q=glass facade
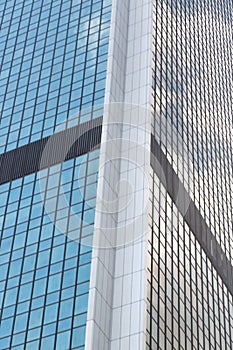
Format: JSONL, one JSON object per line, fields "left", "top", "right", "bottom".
{"left": 0, "top": 0, "right": 111, "bottom": 349}
{"left": 0, "top": 150, "right": 100, "bottom": 349}
{"left": 0, "top": 0, "right": 111, "bottom": 154}
{"left": 147, "top": 172, "right": 233, "bottom": 350}
{"left": 151, "top": 0, "right": 232, "bottom": 260}
{"left": 148, "top": 0, "right": 233, "bottom": 349}
{"left": 1, "top": 0, "right": 232, "bottom": 348}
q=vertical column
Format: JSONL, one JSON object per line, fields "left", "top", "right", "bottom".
{"left": 85, "top": 1, "right": 153, "bottom": 349}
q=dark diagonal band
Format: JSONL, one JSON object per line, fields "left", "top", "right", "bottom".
{"left": 1, "top": 126, "right": 232, "bottom": 294}
{"left": 151, "top": 135, "right": 233, "bottom": 295}
{"left": 0, "top": 117, "right": 103, "bottom": 185}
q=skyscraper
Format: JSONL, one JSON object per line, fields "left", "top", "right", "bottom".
{"left": 0, "top": 1, "right": 232, "bottom": 350}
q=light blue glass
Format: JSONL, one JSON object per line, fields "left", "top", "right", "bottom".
{"left": 0, "top": 151, "right": 98, "bottom": 348}
{"left": 0, "top": 1, "right": 109, "bottom": 349}
{"left": 0, "top": 1, "right": 111, "bottom": 154}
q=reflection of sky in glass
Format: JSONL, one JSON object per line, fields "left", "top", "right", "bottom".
{"left": 149, "top": 2, "right": 233, "bottom": 348}
{"left": 0, "top": 149, "right": 100, "bottom": 349}
{"left": 152, "top": 0, "right": 233, "bottom": 260}
{"left": 0, "top": 0, "right": 112, "bottom": 154}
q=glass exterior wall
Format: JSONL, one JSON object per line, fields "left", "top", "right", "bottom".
{"left": 0, "top": 150, "right": 100, "bottom": 349}
{"left": 0, "top": 0, "right": 111, "bottom": 153}
{"left": 148, "top": 0, "right": 233, "bottom": 349}
{"left": 0, "top": 0, "right": 111, "bottom": 349}
{"left": 1, "top": 0, "right": 233, "bottom": 348}
{"left": 147, "top": 171, "right": 233, "bottom": 350}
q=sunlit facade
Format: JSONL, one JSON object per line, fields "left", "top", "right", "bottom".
{"left": 0, "top": 0, "right": 232, "bottom": 350}
{"left": 147, "top": 1, "right": 233, "bottom": 349}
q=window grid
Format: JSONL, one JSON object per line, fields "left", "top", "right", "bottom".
{"left": 0, "top": 0, "right": 111, "bottom": 154}
{"left": 0, "top": 149, "right": 100, "bottom": 349}
{"left": 149, "top": 0, "right": 233, "bottom": 349}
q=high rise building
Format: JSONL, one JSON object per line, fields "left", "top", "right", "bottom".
{"left": 0, "top": 1, "right": 232, "bottom": 350}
